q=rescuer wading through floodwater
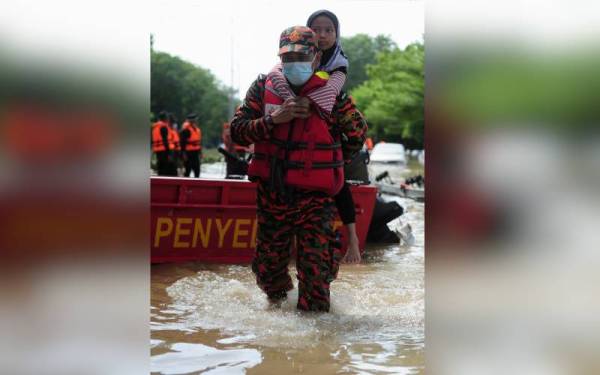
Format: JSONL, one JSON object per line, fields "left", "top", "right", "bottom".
{"left": 151, "top": 7, "right": 424, "bottom": 374}
{"left": 230, "top": 24, "right": 367, "bottom": 312}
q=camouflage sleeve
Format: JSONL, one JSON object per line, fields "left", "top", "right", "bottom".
{"left": 230, "top": 74, "right": 273, "bottom": 146}
{"left": 332, "top": 92, "right": 368, "bottom": 162}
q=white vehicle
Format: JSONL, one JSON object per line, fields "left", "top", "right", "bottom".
{"left": 369, "top": 142, "right": 406, "bottom": 164}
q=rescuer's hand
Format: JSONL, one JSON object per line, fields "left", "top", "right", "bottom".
{"left": 271, "top": 98, "right": 311, "bottom": 124}
{"left": 342, "top": 233, "right": 362, "bottom": 264}
{"left": 271, "top": 98, "right": 296, "bottom": 124}
{"left": 293, "top": 97, "right": 311, "bottom": 119}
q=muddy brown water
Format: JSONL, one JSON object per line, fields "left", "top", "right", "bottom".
{"left": 151, "top": 159, "right": 424, "bottom": 374}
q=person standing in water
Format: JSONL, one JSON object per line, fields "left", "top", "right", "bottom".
{"left": 231, "top": 26, "right": 367, "bottom": 311}
{"left": 267, "top": 9, "right": 362, "bottom": 264}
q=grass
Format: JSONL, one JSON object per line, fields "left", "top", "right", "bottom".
{"left": 202, "top": 148, "right": 224, "bottom": 164}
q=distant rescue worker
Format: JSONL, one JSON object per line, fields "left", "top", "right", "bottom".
{"left": 230, "top": 26, "right": 367, "bottom": 312}
{"left": 180, "top": 113, "right": 202, "bottom": 177}
{"left": 168, "top": 114, "right": 182, "bottom": 175}
{"left": 151, "top": 111, "right": 177, "bottom": 176}
{"left": 365, "top": 137, "right": 374, "bottom": 151}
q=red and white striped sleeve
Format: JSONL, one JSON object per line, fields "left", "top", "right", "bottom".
{"left": 267, "top": 63, "right": 295, "bottom": 100}
{"left": 307, "top": 71, "right": 346, "bottom": 114}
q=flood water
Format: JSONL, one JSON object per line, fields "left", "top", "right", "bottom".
{"left": 151, "top": 158, "right": 424, "bottom": 374}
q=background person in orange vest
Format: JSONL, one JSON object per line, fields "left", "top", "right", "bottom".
{"left": 168, "top": 113, "right": 182, "bottom": 175}
{"left": 179, "top": 113, "right": 202, "bottom": 177}
{"left": 151, "top": 111, "right": 177, "bottom": 176}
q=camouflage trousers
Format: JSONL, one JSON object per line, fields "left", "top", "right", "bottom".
{"left": 253, "top": 181, "right": 342, "bottom": 312}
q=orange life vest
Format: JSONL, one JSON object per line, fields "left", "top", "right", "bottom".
{"left": 182, "top": 121, "right": 202, "bottom": 151}
{"left": 247, "top": 72, "right": 344, "bottom": 196}
{"left": 151, "top": 121, "right": 173, "bottom": 152}
{"left": 169, "top": 126, "right": 180, "bottom": 151}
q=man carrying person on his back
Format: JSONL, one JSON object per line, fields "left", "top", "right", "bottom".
{"left": 230, "top": 26, "right": 367, "bottom": 312}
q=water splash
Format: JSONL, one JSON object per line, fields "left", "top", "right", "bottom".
{"left": 161, "top": 261, "right": 424, "bottom": 350}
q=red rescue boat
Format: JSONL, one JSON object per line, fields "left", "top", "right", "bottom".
{"left": 151, "top": 177, "right": 377, "bottom": 264}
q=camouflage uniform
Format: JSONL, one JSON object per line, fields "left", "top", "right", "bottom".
{"left": 230, "top": 27, "right": 367, "bottom": 312}
{"left": 254, "top": 181, "right": 343, "bottom": 310}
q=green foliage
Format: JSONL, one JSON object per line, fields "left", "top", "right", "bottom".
{"left": 352, "top": 42, "right": 424, "bottom": 148}
{"left": 151, "top": 50, "right": 239, "bottom": 147}
{"left": 440, "top": 51, "right": 600, "bottom": 132}
{"left": 201, "top": 148, "right": 224, "bottom": 164}
{"left": 340, "top": 34, "right": 396, "bottom": 91}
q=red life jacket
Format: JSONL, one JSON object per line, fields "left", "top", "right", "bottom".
{"left": 248, "top": 72, "right": 344, "bottom": 196}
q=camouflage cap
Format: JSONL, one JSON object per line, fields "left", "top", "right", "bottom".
{"left": 278, "top": 26, "right": 318, "bottom": 55}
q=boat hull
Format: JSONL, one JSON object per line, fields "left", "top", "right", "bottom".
{"left": 151, "top": 177, "right": 377, "bottom": 264}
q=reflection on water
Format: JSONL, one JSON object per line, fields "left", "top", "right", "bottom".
{"left": 200, "top": 161, "right": 228, "bottom": 179}
{"left": 151, "top": 160, "right": 424, "bottom": 374}
{"left": 151, "top": 343, "right": 261, "bottom": 375}
{"left": 368, "top": 158, "right": 424, "bottom": 183}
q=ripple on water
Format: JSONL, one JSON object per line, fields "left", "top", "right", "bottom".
{"left": 151, "top": 342, "right": 262, "bottom": 375}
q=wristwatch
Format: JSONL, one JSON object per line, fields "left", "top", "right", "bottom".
{"left": 264, "top": 114, "right": 274, "bottom": 126}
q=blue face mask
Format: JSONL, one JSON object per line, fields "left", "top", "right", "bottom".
{"left": 282, "top": 61, "right": 314, "bottom": 86}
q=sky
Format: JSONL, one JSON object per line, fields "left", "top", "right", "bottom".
{"left": 1, "top": 0, "right": 597, "bottom": 95}
{"left": 151, "top": 0, "right": 424, "bottom": 99}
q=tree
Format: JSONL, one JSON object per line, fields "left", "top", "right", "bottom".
{"left": 352, "top": 42, "right": 424, "bottom": 148}
{"left": 339, "top": 34, "right": 396, "bottom": 91}
{"left": 151, "top": 51, "right": 238, "bottom": 147}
